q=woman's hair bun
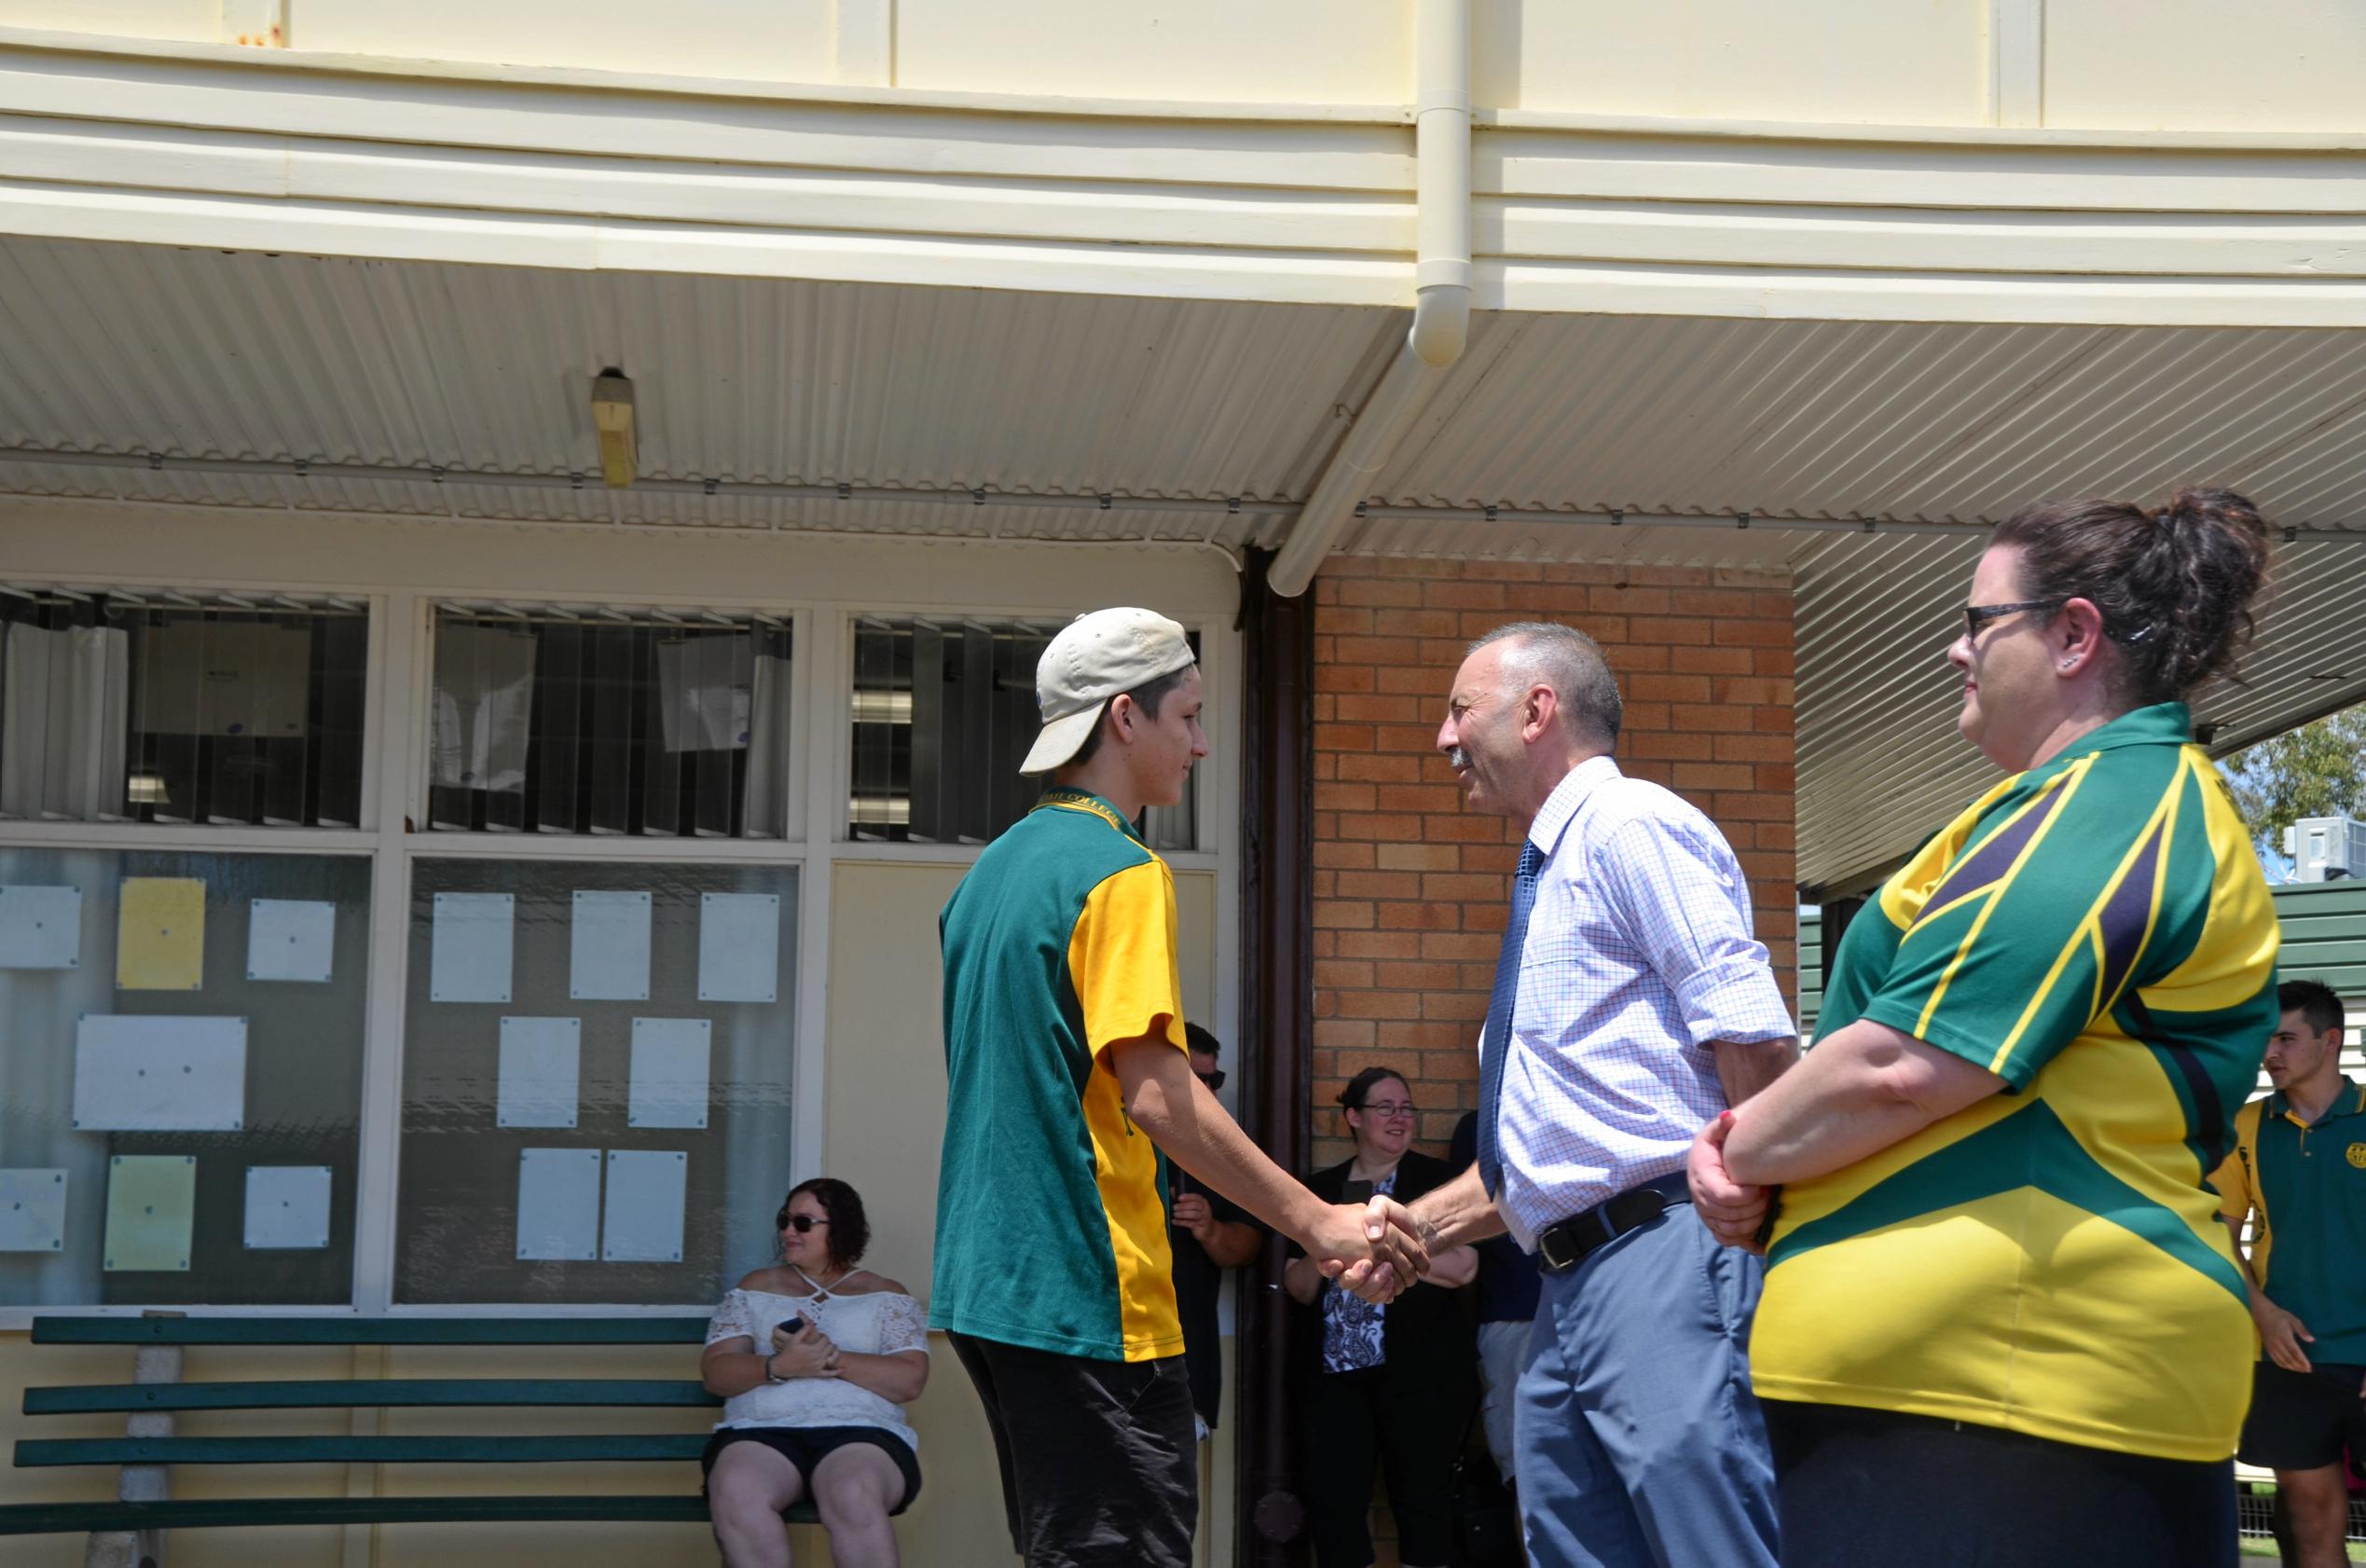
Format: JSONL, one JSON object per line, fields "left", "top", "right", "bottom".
{"left": 1991, "top": 486, "right": 2272, "bottom": 706}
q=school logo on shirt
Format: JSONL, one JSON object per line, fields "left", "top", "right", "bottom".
{"left": 2346, "top": 1143, "right": 2366, "bottom": 1169}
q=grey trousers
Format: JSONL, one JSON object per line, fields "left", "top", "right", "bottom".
{"left": 1513, "top": 1203, "right": 1780, "bottom": 1568}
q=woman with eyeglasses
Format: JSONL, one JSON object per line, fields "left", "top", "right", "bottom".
{"left": 1689, "top": 488, "right": 2280, "bottom": 1568}
{"left": 700, "top": 1177, "right": 929, "bottom": 1568}
{"left": 1286, "top": 1066, "right": 1479, "bottom": 1568}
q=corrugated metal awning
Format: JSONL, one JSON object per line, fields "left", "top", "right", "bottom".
{"left": 0, "top": 234, "right": 2359, "bottom": 893}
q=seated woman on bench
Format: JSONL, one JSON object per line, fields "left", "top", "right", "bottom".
{"left": 701, "top": 1178, "right": 929, "bottom": 1568}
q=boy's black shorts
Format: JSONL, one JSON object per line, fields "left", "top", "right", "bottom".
{"left": 947, "top": 1331, "right": 1196, "bottom": 1568}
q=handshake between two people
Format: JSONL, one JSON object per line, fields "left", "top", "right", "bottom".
{"left": 1309, "top": 1194, "right": 1430, "bottom": 1305}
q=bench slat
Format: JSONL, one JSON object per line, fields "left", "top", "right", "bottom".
{"left": 26, "top": 1380, "right": 722, "bottom": 1415}
{"left": 30, "top": 1316, "right": 711, "bottom": 1347}
{"left": 0, "top": 1495, "right": 817, "bottom": 1535}
{"left": 18, "top": 1435, "right": 709, "bottom": 1466}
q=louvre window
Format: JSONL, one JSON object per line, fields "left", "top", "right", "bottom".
{"left": 428, "top": 605, "right": 793, "bottom": 838}
{"left": 848, "top": 617, "right": 1197, "bottom": 850}
{"left": 0, "top": 588, "right": 366, "bottom": 827}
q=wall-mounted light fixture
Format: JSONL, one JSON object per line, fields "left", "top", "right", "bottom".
{"left": 591, "top": 369, "right": 637, "bottom": 488}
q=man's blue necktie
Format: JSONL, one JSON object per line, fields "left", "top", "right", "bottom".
{"left": 1476, "top": 840, "right": 1545, "bottom": 1199}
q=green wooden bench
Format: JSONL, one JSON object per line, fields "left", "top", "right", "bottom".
{"left": 4, "top": 1314, "right": 818, "bottom": 1547}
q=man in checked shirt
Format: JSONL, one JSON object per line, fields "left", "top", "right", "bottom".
{"left": 1342, "top": 621, "right": 1798, "bottom": 1568}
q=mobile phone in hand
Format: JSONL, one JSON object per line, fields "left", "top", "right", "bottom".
{"left": 778, "top": 1315, "right": 805, "bottom": 1336}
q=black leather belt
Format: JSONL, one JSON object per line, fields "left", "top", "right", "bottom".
{"left": 1534, "top": 1170, "right": 1693, "bottom": 1275}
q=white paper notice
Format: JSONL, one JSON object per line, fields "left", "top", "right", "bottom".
{"left": 497, "top": 1017, "right": 582, "bottom": 1129}
{"left": 247, "top": 899, "right": 336, "bottom": 983}
{"left": 516, "top": 1148, "right": 601, "bottom": 1261}
{"left": 430, "top": 892, "right": 514, "bottom": 1004}
{"left": 73, "top": 1014, "right": 247, "bottom": 1131}
{"left": 571, "top": 890, "right": 652, "bottom": 1001}
{"left": 627, "top": 1018, "right": 711, "bottom": 1129}
{"left": 0, "top": 1169, "right": 67, "bottom": 1251}
{"left": 0, "top": 885, "right": 81, "bottom": 970}
{"left": 243, "top": 1165, "right": 332, "bottom": 1250}
{"left": 602, "top": 1149, "right": 688, "bottom": 1263}
{"left": 697, "top": 892, "right": 778, "bottom": 1003}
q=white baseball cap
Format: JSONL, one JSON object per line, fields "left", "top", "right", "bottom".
{"left": 1020, "top": 608, "right": 1197, "bottom": 777}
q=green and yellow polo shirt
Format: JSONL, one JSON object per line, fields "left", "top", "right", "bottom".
{"left": 1754, "top": 702, "right": 2280, "bottom": 1461}
{"left": 2213, "top": 1080, "right": 2366, "bottom": 1367}
{"left": 931, "top": 787, "right": 1190, "bottom": 1363}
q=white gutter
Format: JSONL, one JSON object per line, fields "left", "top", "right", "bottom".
{"left": 1267, "top": 0, "right": 1472, "bottom": 598}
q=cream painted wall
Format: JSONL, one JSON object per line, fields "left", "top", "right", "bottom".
{"left": 5, "top": 0, "right": 2364, "bottom": 132}
{"left": 892, "top": 0, "right": 1408, "bottom": 103}
{"left": 2044, "top": 0, "right": 2366, "bottom": 132}
{"left": 1485, "top": 0, "right": 1989, "bottom": 124}
{"left": 0, "top": 0, "right": 212, "bottom": 43}
{"left": 290, "top": 0, "right": 833, "bottom": 84}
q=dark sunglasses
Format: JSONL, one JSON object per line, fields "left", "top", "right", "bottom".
{"left": 1195, "top": 1067, "right": 1227, "bottom": 1092}
{"left": 775, "top": 1213, "right": 831, "bottom": 1233}
{"left": 1961, "top": 598, "right": 2064, "bottom": 641}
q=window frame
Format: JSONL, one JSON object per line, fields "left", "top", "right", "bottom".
{"left": 0, "top": 568, "right": 1239, "bottom": 1327}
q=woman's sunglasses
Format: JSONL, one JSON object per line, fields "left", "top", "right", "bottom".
{"left": 775, "top": 1213, "right": 831, "bottom": 1233}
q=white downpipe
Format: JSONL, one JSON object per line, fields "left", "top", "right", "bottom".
{"left": 1267, "top": 0, "right": 1471, "bottom": 598}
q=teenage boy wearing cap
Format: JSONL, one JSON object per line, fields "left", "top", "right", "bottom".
{"left": 934, "top": 607, "right": 1427, "bottom": 1568}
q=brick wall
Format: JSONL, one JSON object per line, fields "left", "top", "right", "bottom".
{"left": 1306, "top": 557, "right": 1798, "bottom": 1170}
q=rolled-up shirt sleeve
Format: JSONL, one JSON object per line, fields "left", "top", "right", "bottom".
{"left": 1590, "top": 810, "right": 1796, "bottom": 1049}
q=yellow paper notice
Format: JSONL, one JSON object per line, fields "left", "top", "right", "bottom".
{"left": 103, "top": 1154, "right": 197, "bottom": 1272}
{"left": 117, "top": 877, "right": 205, "bottom": 991}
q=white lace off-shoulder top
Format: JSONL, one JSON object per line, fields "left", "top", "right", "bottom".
{"left": 705, "top": 1286, "right": 930, "bottom": 1451}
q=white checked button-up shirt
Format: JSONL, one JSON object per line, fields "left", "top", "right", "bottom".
{"left": 1493, "top": 755, "right": 1797, "bottom": 1250}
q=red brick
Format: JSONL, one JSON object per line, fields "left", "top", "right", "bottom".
{"left": 1421, "top": 872, "right": 1500, "bottom": 901}
{"left": 1754, "top": 647, "right": 1796, "bottom": 677}
{"left": 1629, "top": 731, "right": 1715, "bottom": 762}
{"left": 1628, "top": 673, "right": 1713, "bottom": 703}
{"left": 1375, "top": 961, "right": 1461, "bottom": 990}
{"left": 1314, "top": 960, "right": 1375, "bottom": 990}
{"left": 1671, "top": 587, "right": 1756, "bottom": 616}
{"left": 1671, "top": 645, "right": 1756, "bottom": 675}
{"left": 1421, "top": 933, "right": 1499, "bottom": 962}
{"left": 1314, "top": 663, "right": 1378, "bottom": 694}
{"left": 1378, "top": 1022, "right": 1466, "bottom": 1052}
{"left": 1336, "top": 812, "right": 1424, "bottom": 841}
{"left": 1314, "top": 782, "right": 1376, "bottom": 813}
{"left": 1337, "top": 931, "right": 1423, "bottom": 960}
{"left": 1313, "top": 722, "right": 1376, "bottom": 752}
{"left": 1376, "top": 842, "right": 1460, "bottom": 872}
{"left": 1377, "top": 666, "right": 1446, "bottom": 695}
{"left": 1713, "top": 618, "right": 1792, "bottom": 648}
{"left": 1673, "top": 762, "right": 1756, "bottom": 791}
{"left": 1424, "top": 581, "right": 1509, "bottom": 610}
{"left": 1377, "top": 901, "right": 1462, "bottom": 931}
{"left": 1338, "top": 752, "right": 1426, "bottom": 783}
{"left": 1712, "top": 732, "right": 1794, "bottom": 763}
{"left": 1337, "top": 577, "right": 1426, "bottom": 608}
{"left": 1313, "top": 901, "right": 1375, "bottom": 929}
{"left": 1755, "top": 763, "right": 1797, "bottom": 792}
{"left": 1589, "top": 585, "right": 1671, "bottom": 615}
{"left": 1375, "top": 610, "right": 1467, "bottom": 639}
{"left": 1314, "top": 840, "right": 1376, "bottom": 870}
{"left": 1714, "top": 791, "right": 1794, "bottom": 822}
{"left": 1337, "top": 870, "right": 1424, "bottom": 900}
{"left": 1315, "top": 606, "right": 1374, "bottom": 636}
{"left": 1374, "top": 783, "right": 1462, "bottom": 815}
{"left": 1334, "top": 694, "right": 1423, "bottom": 723}
{"left": 1333, "top": 990, "right": 1424, "bottom": 1020}
{"left": 1668, "top": 703, "right": 1757, "bottom": 733}
{"left": 1424, "top": 990, "right": 1490, "bottom": 1022}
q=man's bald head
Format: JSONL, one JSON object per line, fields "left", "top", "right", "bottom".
{"left": 1468, "top": 622, "right": 1621, "bottom": 751}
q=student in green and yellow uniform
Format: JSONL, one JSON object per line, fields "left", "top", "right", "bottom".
{"left": 1686, "top": 488, "right": 2281, "bottom": 1568}
{"left": 934, "top": 608, "right": 1426, "bottom": 1568}
{"left": 2213, "top": 980, "right": 2366, "bottom": 1568}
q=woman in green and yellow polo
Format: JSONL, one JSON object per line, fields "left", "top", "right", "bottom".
{"left": 1689, "top": 488, "right": 2280, "bottom": 1568}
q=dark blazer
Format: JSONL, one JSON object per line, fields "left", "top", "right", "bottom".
{"left": 1295, "top": 1149, "right": 1479, "bottom": 1393}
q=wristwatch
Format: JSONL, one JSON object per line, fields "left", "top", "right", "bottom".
{"left": 764, "top": 1353, "right": 787, "bottom": 1384}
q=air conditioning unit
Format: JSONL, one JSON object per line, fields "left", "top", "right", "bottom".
{"left": 2283, "top": 816, "right": 2366, "bottom": 882}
